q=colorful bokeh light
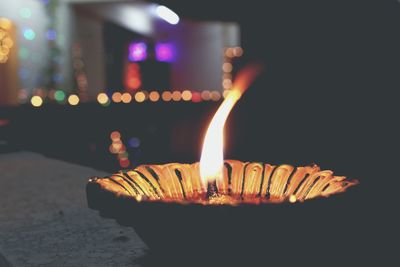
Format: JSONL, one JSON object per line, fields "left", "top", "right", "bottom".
{"left": 149, "top": 91, "right": 160, "bottom": 102}
{"left": 97, "top": 93, "right": 109, "bottom": 105}
{"left": 31, "top": 96, "right": 43, "bottom": 107}
{"left": 135, "top": 91, "right": 146, "bottom": 102}
{"left": 68, "top": 94, "right": 79, "bottom": 105}
{"left": 54, "top": 90, "right": 66, "bottom": 102}
{"left": 155, "top": 43, "right": 175, "bottom": 62}
{"left": 23, "top": 28, "right": 36, "bottom": 41}
{"left": 128, "top": 42, "right": 147, "bottom": 62}
{"left": 121, "top": 93, "right": 132, "bottom": 103}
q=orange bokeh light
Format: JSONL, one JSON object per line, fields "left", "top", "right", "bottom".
{"left": 121, "top": 93, "right": 132, "bottom": 103}
{"left": 149, "top": 91, "right": 160, "bottom": 102}
{"left": 181, "top": 90, "right": 192, "bottom": 101}
{"left": 135, "top": 91, "right": 146, "bottom": 102}
{"left": 172, "top": 91, "right": 181, "bottom": 101}
{"left": 201, "top": 90, "right": 211, "bottom": 101}
{"left": 112, "top": 92, "right": 122, "bottom": 103}
{"left": 110, "top": 131, "right": 121, "bottom": 141}
{"left": 162, "top": 91, "right": 172, "bottom": 101}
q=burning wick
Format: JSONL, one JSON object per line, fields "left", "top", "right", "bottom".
{"left": 199, "top": 64, "right": 262, "bottom": 199}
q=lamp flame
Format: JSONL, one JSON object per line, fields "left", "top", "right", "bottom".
{"left": 199, "top": 64, "right": 262, "bottom": 188}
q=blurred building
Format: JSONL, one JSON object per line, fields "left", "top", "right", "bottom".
{"left": 0, "top": 0, "right": 241, "bottom": 106}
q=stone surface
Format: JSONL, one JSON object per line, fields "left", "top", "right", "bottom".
{"left": 0, "top": 152, "right": 147, "bottom": 267}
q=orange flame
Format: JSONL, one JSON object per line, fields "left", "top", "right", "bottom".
{"left": 199, "top": 64, "right": 262, "bottom": 187}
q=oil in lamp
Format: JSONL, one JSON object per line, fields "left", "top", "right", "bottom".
{"left": 87, "top": 65, "right": 359, "bottom": 265}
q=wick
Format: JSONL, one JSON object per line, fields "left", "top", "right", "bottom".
{"left": 206, "top": 180, "right": 219, "bottom": 199}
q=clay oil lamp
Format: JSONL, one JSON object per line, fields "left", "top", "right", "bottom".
{"left": 87, "top": 65, "right": 359, "bottom": 265}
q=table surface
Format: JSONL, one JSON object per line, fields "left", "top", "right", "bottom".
{"left": 0, "top": 152, "right": 146, "bottom": 267}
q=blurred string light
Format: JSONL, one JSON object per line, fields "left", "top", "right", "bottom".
{"left": 26, "top": 88, "right": 225, "bottom": 107}
{"left": 98, "top": 90, "right": 223, "bottom": 104}
{"left": 222, "top": 46, "right": 243, "bottom": 91}
{"left": 109, "top": 131, "right": 133, "bottom": 168}
{"left": 155, "top": 5, "right": 180, "bottom": 25}
{"left": 125, "top": 63, "right": 142, "bottom": 91}
{"left": 0, "top": 18, "right": 14, "bottom": 64}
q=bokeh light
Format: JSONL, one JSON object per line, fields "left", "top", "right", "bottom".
{"left": 112, "top": 92, "right": 122, "bottom": 103}
{"left": 31, "top": 96, "right": 43, "bottom": 107}
{"left": 110, "top": 131, "right": 121, "bottom": 141}
{"left": 172, "top": 91, "right": 181, "bottom": 101}
{"left": 225, "top": 48, "right": 234, "bottom": 58}
{"left": 191, "top": 91, "right": 202, "bottom": 103}
{"left": 155, "top": 43, "right": 175, "bottom": 62}
{"left": 181, "top": 90, "right": 192, "bottom": 101}
{"left": 0, "top": 18, "right": 12, "bottom": 30}
{"left": 128, "top": 42, "right": 147, "bottom": 62}
{"left": 23, "top": 28, "right": 36, "bottom": 41}
{"left": 201, "top": 90, "right": 211, "bottom": 101}
{"left": 46, "top": 29, "right": 57, "bottom": 41}
{"left": 128, "top": 137, "right": 141, "bottom": 148}
{"left": 119, "top": 158, "right": 130, "bottom": 168}
{"left": 210, "top": 91, "right": 221, "bottom": 101}
{"left": 121, "top": 92, "right": 132, "bottom": 103}
{"left": 223, "top": 79, "right": 232, "bottom": 89}
{"left": 233, "top": 47, "right": 243, "bottom": 57}
{"left": 68, "top": 94, "right": 80, "bottom": 106}
{"left": 135, "top": 91, "right": 146, "bottom": 102}
{"left": 149, "top": 91, "right": 160, "bottom": 102}
{"left": 222, "top": 62, "right": 233, "bottom": 73}
{"left": 54, "top": 90, "right": 66, "bottom": 102}
{"left": 97, "top": 93, "right": 109, "bottom": 105}
{"left": 161, "top": 91, "right": 172, "bottom": 101}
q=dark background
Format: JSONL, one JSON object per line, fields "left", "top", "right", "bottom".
{"left": 1, "top": 0, "right": 399, "bottom": 264}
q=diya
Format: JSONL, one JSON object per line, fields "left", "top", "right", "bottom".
{"left": 87, "top": 65, "right": 360, "bottom": 265}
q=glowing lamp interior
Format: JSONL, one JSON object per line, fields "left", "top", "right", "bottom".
{"left": 199, "top": 65, "right": 262, "bottom": 188}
